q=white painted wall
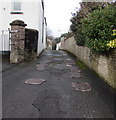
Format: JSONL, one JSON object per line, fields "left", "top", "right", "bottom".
{"left": 0, "top": 0, "right": 46, "bottom": 55}
{"left": 56, "top": 42, "right": 61, "bottom": 50}
{"left": 37, "top": 1, "right": 43, "bottom": 54}
{"left": 43, "top": 18, "right": 47, "bottom": 49}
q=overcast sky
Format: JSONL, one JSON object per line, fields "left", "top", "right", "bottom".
{"left": 44, "top": 0, "right": 81, "bottom": 37}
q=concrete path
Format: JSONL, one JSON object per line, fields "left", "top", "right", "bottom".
{"left": 2, "top": 50, "right": 115, "bottom": 118}
{"left": 0, "top": 55, "right": 16, "bottom": 73}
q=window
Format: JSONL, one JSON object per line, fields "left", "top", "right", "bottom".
{"left": 13, "top": 1, "right": 21, "bottom": 11}
{"left": 11, "top": 0, "right": 23, "bottom": 14}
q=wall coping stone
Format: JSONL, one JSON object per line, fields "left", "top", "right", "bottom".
{"left": 10, "top": 20, "right": 27, "bottom": 27}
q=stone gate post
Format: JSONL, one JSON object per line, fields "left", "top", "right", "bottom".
{"left": 10, "top": 20, "right": 27, "bottom": 63}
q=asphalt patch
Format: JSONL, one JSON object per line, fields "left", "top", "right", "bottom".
{"left": 25, "top": 79, "right": 45, "bottom": 85}
{"left": 72, "top": 82, "right": 91, "bottom": 92}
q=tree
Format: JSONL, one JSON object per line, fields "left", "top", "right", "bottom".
{"left": 46, "top": 27, "right": 54, "bottom": 40}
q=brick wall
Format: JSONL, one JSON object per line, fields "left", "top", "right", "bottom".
{"left": 61, "top": 37, "right": 116, "bottom": 88}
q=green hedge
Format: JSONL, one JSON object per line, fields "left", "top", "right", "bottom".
{"left": 70, "top": 3, "right": 116, "bottom": 53}
{"left": 82, "top": 5, "right": 116, "bottom": 53}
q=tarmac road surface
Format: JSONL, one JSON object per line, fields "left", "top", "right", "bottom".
{"left": 2, "top": 50, "right": 115, "bottom": 118}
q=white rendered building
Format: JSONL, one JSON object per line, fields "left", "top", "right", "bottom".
{"left": 0, "top": 0, "right": 47, "bottom": 55}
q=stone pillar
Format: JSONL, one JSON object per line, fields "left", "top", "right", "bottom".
{"left": 10, "top": 20, "right": 27, "bottom": 63}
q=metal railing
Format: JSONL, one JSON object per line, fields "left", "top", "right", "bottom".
{"left": 0, "top": 29, "right": 11, "bottom": 52}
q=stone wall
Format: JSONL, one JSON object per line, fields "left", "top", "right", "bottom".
{"left": 10, "top": 20, "right": 38, "bottom": 63}
{"left": 10, "top": 20, "right": 27, "bottom": 63}
{"left": 61, "top": 37, "right": 116, "bottom": 89}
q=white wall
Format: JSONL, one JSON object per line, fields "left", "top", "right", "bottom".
{"left": 0, "top": 1, "right": 40, "bottom": 30}
{"left": 43, "top": 18, "right": 47, "bottom": 49}
{"left": 0, "top": 0, "right": 46, "bottom": 55}
{"left": 37, "top": 1, "right": 43, "bottom": 54}
{"left": 56, "top": 42, "right": 61, "bottom": 50}
{"left": 0, "top": 3, "right": 2, "bottom": 29}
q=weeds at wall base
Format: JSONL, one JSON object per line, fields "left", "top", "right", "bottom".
{"left": 62, "top": 50, "right": 86, "bottom": 70}
{"left": 62, "top": 49, "right": 116, "bottom": 92}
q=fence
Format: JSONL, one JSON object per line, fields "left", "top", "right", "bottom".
{"left": 0, "top": 29, "right": 10, "bottom": 52}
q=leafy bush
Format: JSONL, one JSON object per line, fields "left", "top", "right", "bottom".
{"left": 70, "top": 12, "right": 85, "bottom": 46}
{"left": 70, "top": 2, "right": 108, "bottom": 46}
{"left": 61, "top": 32, "right": 74, "bottom": 39}
{"left": 82, "top": 5, "right": 116, "bottom": 53}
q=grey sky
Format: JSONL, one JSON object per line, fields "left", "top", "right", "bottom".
{"left": 44, "top": 0, "right": 81, "bottom": 37}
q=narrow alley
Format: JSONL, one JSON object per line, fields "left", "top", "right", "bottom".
{"left": 2, "top": 50, "right": 115, "bottom": 118}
